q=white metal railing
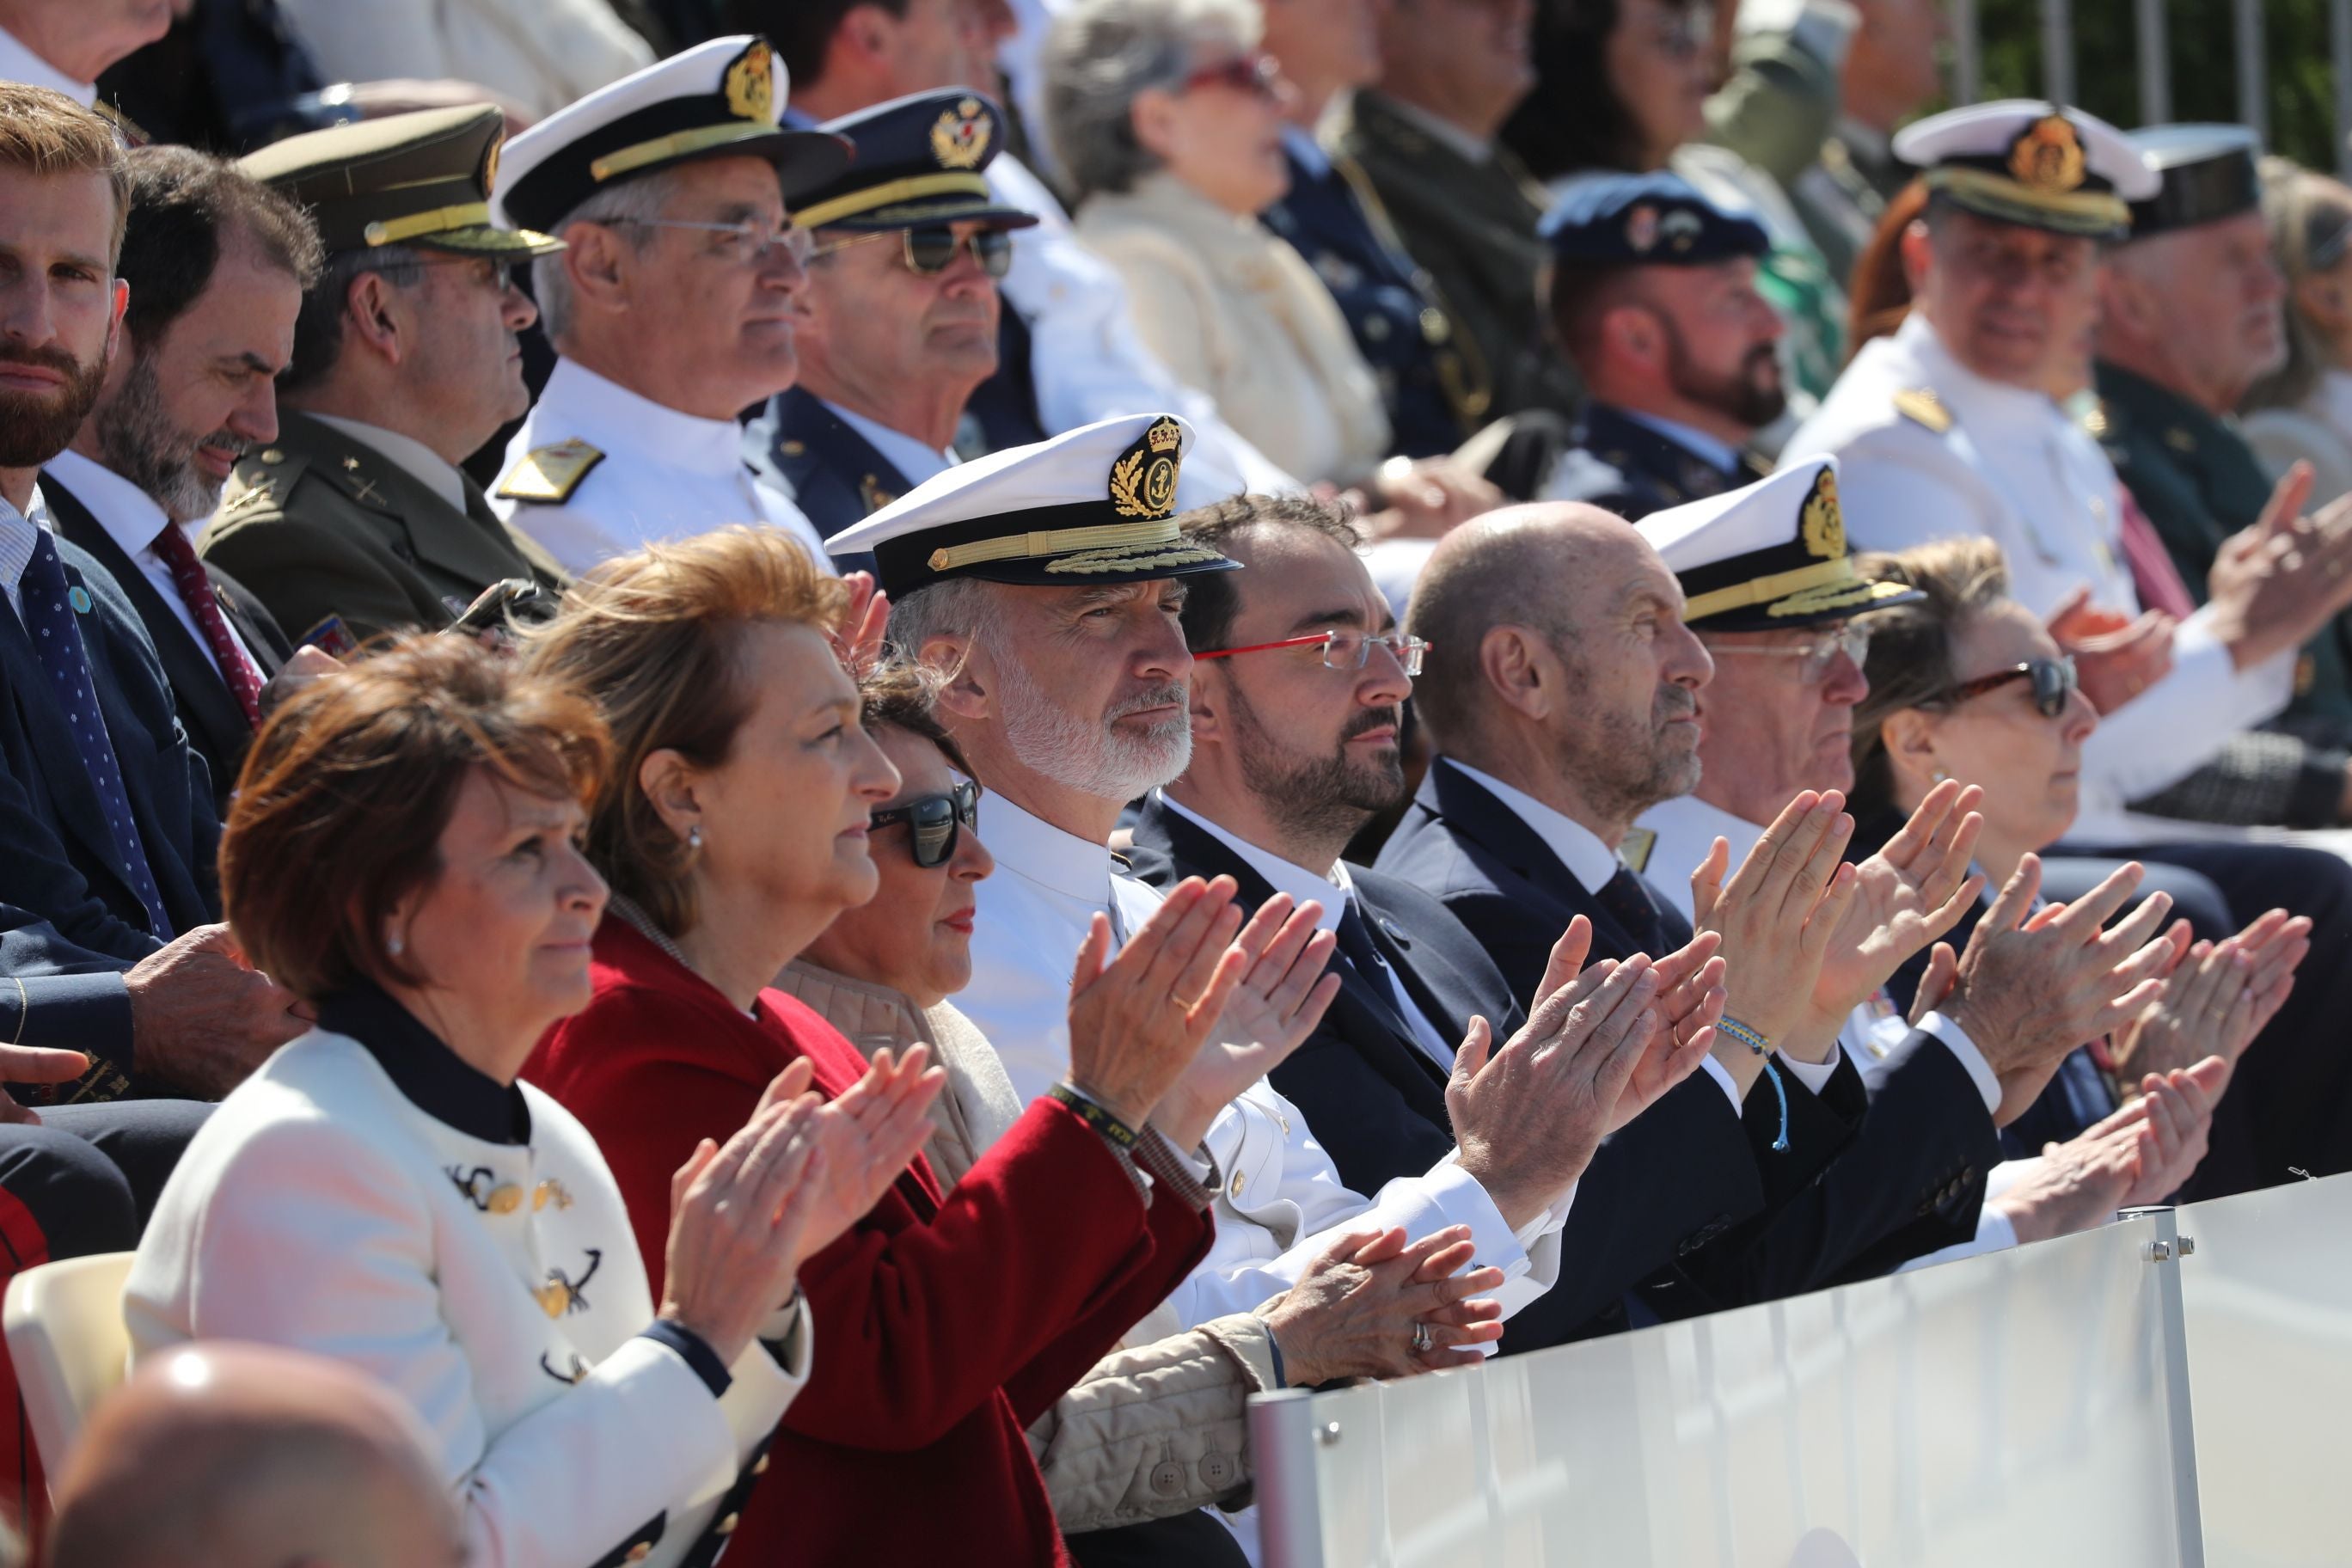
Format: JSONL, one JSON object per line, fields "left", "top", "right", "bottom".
{"left": 1247, "top": 1172, "right": 2352, "bottom": 1566}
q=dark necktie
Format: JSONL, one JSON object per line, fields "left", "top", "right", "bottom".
{"left": 18, "top": 531, "right": 172, "bottom": 939}
{"left": 1333, "top": 899, "right": 1444, "bottom": 1066}
{"left": 150, "top": 523, "right": 263, "bottom": 729}
{"left": 1595, "top": 867, "right": 1670, "bottom": 955}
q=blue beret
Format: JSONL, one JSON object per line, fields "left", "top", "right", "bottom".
{"left": 1538, "top": 172, "right": 1769, "bottom": 266}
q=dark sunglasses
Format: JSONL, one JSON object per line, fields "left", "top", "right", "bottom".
{"left": 812, "top": 225, "right": 1014, "bottom": 279}
{"left": 1940, "top": 655, "right": 2079, "bottom": 718}
{"left": 869, "top": 780, "right": 981, "bottom": 868}
{"left": 1183, "top": 52, "right": 1283, "bottom": 98}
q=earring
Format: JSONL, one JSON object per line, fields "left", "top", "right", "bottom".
{"left": 386, "top": 932, "right": 404, "bottom": 956}
{"left": 687, "top": 825, "right": 703, "bottom": 850}
{"left": 1932, "top": 769, "right": 1951, "bottom": 785}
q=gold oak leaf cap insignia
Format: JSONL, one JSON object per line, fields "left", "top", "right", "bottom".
{"left": 931, "top": 98, "right": 990, "bottom": 169}
{"left": 1800, "top": 466, "right": 1845, "bottom": 560}
{"left": 1109, "top": 415, "right": 1185, "bottom": 520}
{"left": 2008, "top": 113, "right": 2087, "bottom": 193}
{"left": 724, "top": 40, "right": 775, "bottom": 124}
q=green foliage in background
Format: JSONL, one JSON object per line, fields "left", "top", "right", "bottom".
{"left": 1967, "top": 0, "right": 2339, "bottom": 169}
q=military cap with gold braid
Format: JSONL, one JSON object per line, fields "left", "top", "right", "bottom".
{"left": 797, "top": 89, "right": 1037, "bottom": 233}
{"left": 827, "top": 413, "right": 1241, "bottom": 597}
{"left": 490, "top": 35, "right": 851, "bottom": 234}
{"left": 1895, "top": 99, "right": 2158, "bottom": 241}
{"left": 238, "top": 106, "right": 560, "bottom": 258}
{"left": 1639, "top": 458, "right": 1925, "bottom": 632}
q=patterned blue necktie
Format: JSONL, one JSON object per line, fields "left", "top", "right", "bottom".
{"left": 18, "top": 531, "right": 172, "bottom": 940}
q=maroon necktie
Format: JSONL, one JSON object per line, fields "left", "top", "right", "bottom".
{"left": 150, "top": 523, "right": 263, "bottom": 729}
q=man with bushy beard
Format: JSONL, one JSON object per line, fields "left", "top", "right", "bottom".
{"left": 44, "top": 143, "right": 323, "bottom": 811}
{"left": 1534, "top": 173, "right": 1788, "bottom": 518}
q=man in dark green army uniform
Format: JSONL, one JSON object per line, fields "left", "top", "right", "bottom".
{"left": 2096, "top": 124, "right": 2352, "bottom": 751}
{"left": 199, "top": 106, "right": 567, "bottom": 646}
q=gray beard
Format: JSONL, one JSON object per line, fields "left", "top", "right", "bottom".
{"left": 95, "top": 354, "right": 240, "bottom": 524}
{"left": 992, "top": 638, "right": 1192, "bottom": 804}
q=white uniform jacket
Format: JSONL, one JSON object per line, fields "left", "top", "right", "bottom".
{"left": 957, "top": 793, "right": 1566, "bottom": 1332}
{"left": 1783, "top": 312, "right": 2294, "bottom": 834}
{"left": 491, "top": 358, "right": 830, "bottom": 576}
{"left": 125, "top": 997, "right": 808, "bottom": 1568}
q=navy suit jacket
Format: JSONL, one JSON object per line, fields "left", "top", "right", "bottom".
{"left": 0, "top": 532, "right": 218, "bottom": 965}
{"left": 1378, "top": 758, "right": 1999, "bottom": 1305}
{"left": 1548, "top": 403, "right": 1759, "bottom": 522}
{"left": 751, "top": 386, "right": 917, "bottom": 557}
{"left": 0, "top": 901, "right": 136, "bottom": 1063}
{"left": 1129, "top": 794, "right": 1772, "bottom": 1344}
{"left": 46, "top": 472, "right": 289, "bottom": 815}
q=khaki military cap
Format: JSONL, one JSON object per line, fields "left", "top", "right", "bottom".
{"left": 241, "top": 105, "right": 563, "bottom": 258}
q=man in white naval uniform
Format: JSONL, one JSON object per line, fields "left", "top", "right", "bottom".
{"left": 829, "top": 413, "right": 1601, "bottom": 1344}
{"left": 486, "top": 36, "right": 850, "bottom": 573}
{"left": 1630, "top": 463, "right": 2223, "bottom": 1260}
{"left": 1785, "top": 101, "right": 2352, "bottom": 840}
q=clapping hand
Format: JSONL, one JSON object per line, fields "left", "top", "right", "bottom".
{"left": 830, "top": 569, "right": 893, "bottom": 675}
{"left": 766, "top": 1047, "right": 946, "bottom": 1259}
{"left": 2118, "top": 1056, "right": 2231, "bottom": 1204}
{"left": 1689, "top": 789, "right": 1860, "bottom": 1083}
{"left": 1258, "top": 1224, "right": 1506, "bottom": 1385}
{"left": 2047, "top": 587, "right": 2176, "bottom": 714}
{"left": 1149, "top": 892, "right": 1343, "bottom": 1149}
{"left": 1064, "top": 877, "right": 1250, "bottom": 1130}
{"left": 1611, "top": 925, "right": 1725, "bottom": 1130}
{"left": 1796, "top": 779, "right": 1986, "bottom": 1050}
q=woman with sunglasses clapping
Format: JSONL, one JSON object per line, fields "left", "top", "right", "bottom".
{"left": 1848, "top": 537, "right": 2310, "bottom": 1192}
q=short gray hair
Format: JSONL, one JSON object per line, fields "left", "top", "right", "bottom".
{"left": 281, "top": 242, "right": 426, "bottom": 395}
{"left": 531, "top": 170, "right": 680, "bottom": 346}
{"left": 885, "top": 578, "right": 1001, "bottom": 668}
{"left": 1041, "top": 0, "right": 1262, "bottom": 205}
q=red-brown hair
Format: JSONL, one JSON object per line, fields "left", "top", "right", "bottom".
{"left": 221, "top": 635, "right": 610, "bottom": 1001}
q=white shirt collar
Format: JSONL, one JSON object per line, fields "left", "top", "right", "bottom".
{"left": 981, "top": 790, "right": 1124, "bottom": 908}
{"left": 308, "top": 414, "right": 468, "bottom": 513}
{"left": 1441, "top": 757, "right": 1623, "bottom": 892}
{"left": 44, "top": 450, "right": 179, "bottom": 560}
{"left": 822, "top": 399, "right": 955, "bottom": 489}
{"left": 1618, "top": 408, "right": 1743, "bottom": 473}
{"left": 0, "top": 27, "right": 93, "bottom": 105}
{"left": 1281, "top": 123, "right": 1332, "bottom": 182}
{"left": 535, "top": 357, "right": 750, "bottom": 475}
{"left": 0, "top": 484, "right": 47, "bottom": 611}
{"left": 1382, "top": 98, "right": 1491, "bottom": 165}
{"left": 1154, "top": 791, "right": 1351, "bottom": 934}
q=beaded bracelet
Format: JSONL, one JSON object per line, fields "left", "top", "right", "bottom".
{"left": 1047, "top": 1082, "right": 1141, "bottom": 1152}
{"left": 1718, "top": 1015, "right": 1792, "bottom": 1154}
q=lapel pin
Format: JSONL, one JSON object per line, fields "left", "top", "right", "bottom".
{"left": 67, "top": 585, "right": 91, "bottom": 614}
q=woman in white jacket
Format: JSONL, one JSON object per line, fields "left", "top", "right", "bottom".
{"left": 123, "top": 635, "right": 941, "bottom": 1568}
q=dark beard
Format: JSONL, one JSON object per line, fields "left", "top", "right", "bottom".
{"left": 1664, "top": 325, "right": 1787, "bottom": 433}
{"left": 0, "top": 343, "right": 106, "bottom": 469}
{"left": 1229, "top": 682, "right": 1406, "bottom": 852}
{"left": 1554, "top": 666, "right": 1702, "bottom": 827}
{"left": 95, "top": 352, "right": 248, "bottom": 523}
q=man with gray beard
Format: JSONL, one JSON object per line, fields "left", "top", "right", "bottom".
{"left": 44, "top": 143, "right": 323, "bottom": 811}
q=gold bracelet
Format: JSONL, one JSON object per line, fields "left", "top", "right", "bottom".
{"left": 7, "top": 976, "right": 26, "bottom": 1048}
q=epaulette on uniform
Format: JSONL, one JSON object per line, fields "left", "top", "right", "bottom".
{"left": 497, "top": 439, "right": 605, "bottom": 505}
{"left": 1893, "top": 388, "right": 1953, "bottom": 434}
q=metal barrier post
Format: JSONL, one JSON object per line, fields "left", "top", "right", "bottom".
{"left": 2137, "top": 0, "right": 2171, "bottom": 124}
{"left": 2236, "top": 0, "right": 2269, "bottom": 144}
{"left": 1250, "top": 1390, "right": 1328, "bottom": 1568}
{"left": 2122, "top": 1206, "right": 2208, "bottom": 1567}
{"left": 1951, "top": 0, "right": 1982, "bottom": 105}
{"left": 2042, "top": 0, "right": 2077, "bottom": 107}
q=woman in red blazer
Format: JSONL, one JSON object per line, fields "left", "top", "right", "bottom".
{"left": 523, "top": 531, "right": 1264, "bottom": 1567}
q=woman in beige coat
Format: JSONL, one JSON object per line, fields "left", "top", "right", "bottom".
{"left": 1045, "top": 0, "right": 1393, "bottom": 489}
{"left": 775, "top": 677, "right": 1500, "bottom": 1553}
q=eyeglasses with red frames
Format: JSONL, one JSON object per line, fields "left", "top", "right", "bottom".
{"left": 1937, "top": 655, "right": 2079, "bottom": 718}
{"left": 1182, "top": 52, "right": 1283, "bottom": 98}
{"left": 1194, "top": 628, "right": 1430, "bottom": 677}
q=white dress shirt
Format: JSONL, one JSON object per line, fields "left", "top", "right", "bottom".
{"left": 491, "top": 358, "right": 830, "bottom": 574}
{"left": 0, "top": 26, "right": 92, "bottom": 103}
{"left": 1442, "top": 760, "right": 1751, "bottom": 1116}
{"left": 0, "top": 485, "right": 46, "bottom": 619}
{"left": 46, "top": 450, "right": 261, "bottom": 682}
{"left": 824, "top": 400, "right": 954, "bottom": 490}
{"left": 1784, "top": 311, "right": 2294, "bottom": 839}
{"left": 309, "top": 413, "right": 468, "bottom": 513}
{"left": 1155, "top": 791, "right": 1459, "bottom": 1069}
{"left": 956, "top": 790, "right": 1567, "bottom": 1332}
